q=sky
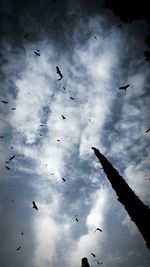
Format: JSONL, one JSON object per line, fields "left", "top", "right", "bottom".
{"left": 0, "top": 0, "right": 150, "bottom": 267}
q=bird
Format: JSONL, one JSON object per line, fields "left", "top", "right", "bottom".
{"left": 9, "top": 155, "right": 15, "bottom": 161}
{"left": 75, "top": 218, "right": 78, "bottom": 222}
{"left": 62, "top": 177, "right": 66, "bottom": 182}
{"left": 40, "top": 134, "right": 42, "bottom": 136}
{"left": 2, "top": 100, "right": 8, "bottom": 104}
{"left": 21, "top": 232, "right": 24, "bottom": 235}
{"left": 5, "top": 161, "right": 10, "bottom": 164}
{"left": 24, "top": 34, "right": 29, "bottom": 38}
{"left": 63, "top": 87, "right": 66, "bottom": 90}
{"left": 146, "top": 127, "right": 150, "bottom": 133}
{"left": 56, "top": 66, "right": 63, "bottom": 80}
{"left": 12, "top": 108, "right": 16, "bottom": 110}
{"left": 37, "top": 49, "right": 40, "bottom": 52}
{"left": 40, "top": 124, "right": 44, "bottom": 127}
{"left": 119, "top": 84, "right": 130, "bottom": 90}
{"left": 5, "top": 166, "right": 11, "bottom": 170}
{"left": 32, "top": 201, "right": 38, "bottom": 210}
{"left": 34, "top": 51, "right": 40, "bottom": 56}
{"left": 16, "top": 246, "right": 21, "bottom": 251}
{"left": 57, "top": 139, "right": 60, "bottom": 141}
{"left": 94, "top": 228, "right": 102, "bottom": 233}
{"left": 95, "top": 36, "right": 97, "bottom": 39}
{"left": 62, "top": 115, "right": 66, "bottom": 119}
{"left": 91, "top": 253, "right": 96, "bottom": 257}
{"left": 70, "top": 96, "right": 75, "bottom": 100}
{"left": 97, "top": 261, "right": 103, "bottom": 265}
{"left": 0, "top": 136, "right": 4, "bottom": 138}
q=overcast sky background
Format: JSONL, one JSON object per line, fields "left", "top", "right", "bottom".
{"left": 0, "top": 0, "right": 150, "bottom": 267}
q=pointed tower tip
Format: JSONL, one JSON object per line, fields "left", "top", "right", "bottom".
{"left": 91, "top": 147, "right": 100, "bottom": 153}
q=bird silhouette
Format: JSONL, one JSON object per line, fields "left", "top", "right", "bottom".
{"left": 75, "top": 218, "right": 78, "bottom": 222}
{"left": 2, "top": 100, "right": 8, "bottom": 104}
{"left": 21, "top": 232, "right": 24, "bottom": 235}
{"left": 62, "top": 177, "right": 66, "bottom": 182}
{"left": 34, "top": 51, "right": 40, "bottom": 56}
{"left": 146, "top": 127, "right": 150, "bottom": 133}
{"left": 56, "top": 66, "right": 63, "bottom": 80}
{"left": 12, "top": 108, "right": 16, "bottom": 110}
{"left": 5, "top": 166, "right": 11, "bottom": 170}
{"left": 97, "top": 261, "right": 103, "bottom": 265}
{"left": 70, "top": 96, "right": 75, "bottom": 100}
{"left": 91, "top": 253, "right": 96, "bottom": 257}
{"left": 9, "top": 155, "right": 15, "bottom": 161}
{"left": 62, "top": 115, "right": 66, "bottom": 119}
{"left": 24, "top": 34, "right": 29, "bottom": 38}
{"left": 94, "top": 228, "right": 102, "bottom": 232}
{"left": 16, "top": 246, "right": 21, "bottom": 251}
{"left": 57, "top": 139, "right": 60, "bottom": 142}
{"left": 119, "top": 84, "right": 130, "bottom": 90}
{"left": 0, "top": 136, "right": 4, "bottom": 138}
{"left": 32, "top": 201, "right": 38, "bottom": 210}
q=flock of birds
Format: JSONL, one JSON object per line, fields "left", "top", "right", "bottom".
{"left": 1, "top": 34, "right": 150, "bottom": 266}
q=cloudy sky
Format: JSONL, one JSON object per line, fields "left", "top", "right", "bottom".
{"left": 0, "top": 0, "right": 150, "bottom": 266}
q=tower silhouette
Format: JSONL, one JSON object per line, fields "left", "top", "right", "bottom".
{"left": 92, "top": 147, "right": 150, "bottom": 249}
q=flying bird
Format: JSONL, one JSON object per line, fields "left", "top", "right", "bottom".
{"left": 97, "top": 261, "right": 103, "bottom": 265}
{"left": 70, "top": 96, "right": 75, "bottom": 100}
{"left": 34, "top": 51, "right": 40, "bottom": 56}
{"left": 95, "top": 228, "right": 102, "bottom": 232}
{"left": 0, "top": 136, "right": 4, "bottom": 138}
{"left": 63, "top": 87, "right": 66, "bottom": 90}
{"left": 5, "top": 166, "right": 11, "bottom": 170}
{"left": 95, "top": 36, "right": 97, "bottom": 40}
{"left": 2, "top": 100, "right": 8, "bottom": 104}
{"left": 24, "top": 34, "right": 29, "bottom": 38}
{"left": 32, "top": 201, "right": 38, "bottom": 210}
{"left": 119, "top": 84, "right": 130, "bottom": 90}
{"left": 62, "top": 115, "right": 66, "bottom": 119}
{"left": 57, "top": 139, "right": 60, "bottom": 141}
{"left": 75, "top": 218, "right": 78, "bottom": 222}
{"left": 9, "top": 155, "right": 15, "bottom": 161}
{"left": 91, "top": 253, "right": 96, "bottom": 257}
{"left": 146, "top": 127, "right": 150, "bottom": 133}
{"left": 5, "top": 161, "right": 10, "bottom": 164}
{"left": 21, "top": 232, "right": 24, "bottom": 235}
{"left": 56, "top": 66, "right": 63, "bottom": 80}
{"left": 62, "top": 177, "right": 66, "bottom": 182}
{"left": 12, "top": 108, "right": 16, "bottom": 110}
{"left": 16, "top": 246, "right": 21, "bottom": 251}
{"left": 40, "top": 124, "right": 44, "bottom": 127}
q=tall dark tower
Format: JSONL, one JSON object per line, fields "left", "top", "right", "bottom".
{"left": 81, "top": 257, "right": 90, "bottom": 267}
{"left": 92, "top": 147, "right": 150, "bottom": 249}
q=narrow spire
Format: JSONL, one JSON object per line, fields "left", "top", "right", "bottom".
{"left": 92, "top": 147, "right": 150, "bottom": 249}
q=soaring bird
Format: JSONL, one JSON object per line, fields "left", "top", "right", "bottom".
{"left": 119, "top": 84, "right": 130, "bottom": 90}
{"left": 2, "top": 100, "right": 8, "bottom": 104}
{"left": 57, "top": 139, "right": 60, "bottom": 142}
{"left": 91, "top": 253, "right": 96, "bottom": 257}
{"left": 5, "top": 166, "right": 11, "bottom": 170}
{"left": 24, "top": 34, "right": 29, "bottom": 38}
{"left": 97, "top": 261, "right": 103, "bottom": 265}
{"left": 75, "top": 218, "right": 78, "bottom": 222}
{"left": 32, "top": 201, "right": 38, "bottom": 210}
{"left": 62, "top": 177, "right": 66, "bottom": 182}
{"left": 16, "top": 246, "right": 21, "bottom": 251}
{"left": 12, "top": 108, "right": 16, "bottom": 110}
{"left": 95, "top": 228, "right": 102, "bottom": 233}
{"left": 70, "top": 96, "right": 75, "bottom": 100}
{"left": 34, "top": 51, "right": 40, "bottom": 56}
{"left": 62, "top": 115, "right": 66, "bottom": 119}
{"left": 56, "top": 66, "right": 63, "bottom": 80}
{"left": 9, "top": 155, "right": 15, "bottom": 161}
{"left": 0, "top": 136, "right": 4, "bottom": 138}
{"left": 146, "top": 127, "right": 150, "bottom": 133}
{"left": 21, "top": 232, "right": 24, "bottom": 235}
